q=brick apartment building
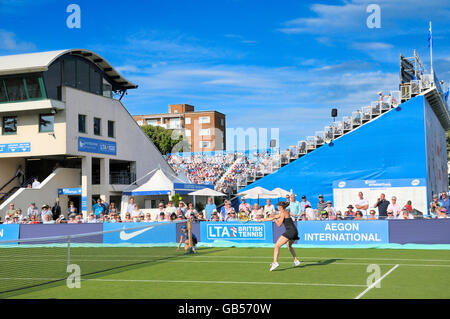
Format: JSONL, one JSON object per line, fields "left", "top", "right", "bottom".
{"left": 133, "top": 104, "right": 226, "bottom": 152}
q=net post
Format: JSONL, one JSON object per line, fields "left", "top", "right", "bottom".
{"left": 67, "top": 235, "right": 71, "bottom": 267}
{"left": 187, "top": 219, "right": 193, "bottom": 251}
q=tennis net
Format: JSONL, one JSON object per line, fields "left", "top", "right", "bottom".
{"left": 0, "top": 220, "right": 193, "bottom": 297}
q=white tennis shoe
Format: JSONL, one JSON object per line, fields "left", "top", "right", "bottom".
{"left": 270, "top": 262, "right": 279, "bottom": 271}
{"left": 293, "top": 260, "right": 301, "bottom": 267}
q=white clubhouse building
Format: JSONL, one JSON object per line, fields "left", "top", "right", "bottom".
{"left": 0, "top": 49, "right": 177, "bottom": 217}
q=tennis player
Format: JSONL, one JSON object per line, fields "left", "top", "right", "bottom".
{"left": 177, "top": 225, "right": 198, "bottom": 253}
{"left": 263, "top": 201, "right": 301, "bottom": 271}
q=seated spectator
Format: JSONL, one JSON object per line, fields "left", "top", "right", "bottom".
{"left": 15, "top": 208, "right": 24, "bottom": 223}
{"left": 304, "top": 204, "right": 315, "bottom": 221}
{"left": 131, "top": 204, "right": 141, "bottom": 218}
{"left": 21, "top": 216, "right": 29, "bottom": 224}
{"left": 436, "top": 207, "right": 448, "bottom": 219}
{"left": 29, "top": 215, "right": 39, "bottom": 224}
{"left": 344, "top": 205, "right": 355, "bottom": 220}
{"left": 124, "top": 212, "right": 133, "bottom": 223}
{"left": 404, "top": 200, "right": 413, "bottom": 212}
{"left": 197, "top": 211, "right": 206, "bottom": 221}
{"left": 386, "top": 210, "right": 395, "bottom": 220}
{"left": 6, "top": 203, "right": 16, "bottom": 217}
{"left": 250, "top": 203, "right": 261, "bottom": 220}
{"left": 42, "top": 214, "right": 55, "bottom": 224}
{"left": 226, "top": 211, "right": 238, "bottom": 221}
{"left": 264, "top": 199, "right": 276, "bottom": 217}
{"left": 429, "top": 194, "right": 441, "bottom": 217}
{"left": 210, "top": 212, "right": 220, "bottom": 221}
{"left": 239, "top": 197, "right": 251, "bottom": 214}
{"left": 336, "top": 211, "right": 343, "bottom": 220}
{"left": 367, "top": 210, "right": 378, "bottom": 220}
{"left": 158, "top": 212, "right": 166, "bottom": 222}
{"left": 255, "top": 210, "right": 264, "bottom": 222}
{"left": 144, "top": 213, "right": 152, "bottom": 222}
{"left": 109, "top": 202, "right": 119, "bottom": 215}
{"left": 387, "top": 196, "right": 402, "bottom": 218}
{"left": 67, "top": 201, "right": 78, "bottom": 216}
{"left": 400, "top": 207, "right": 414, "bottom": 220}
{"left": 56, "top": 215, "right": 67, "bottom": 224}
{"left": 68, "top": 213, "right": 77, "bottom": 224}
{"left": 27, "top": 203, "right": 39, "bottom": 218}
{"left": 298, "top": 212, "right": 308, "bottom": 221}
{"left": 170, "top": 213, "right": 177, "bottom": 221}
{"left": 324, "top": 201, "right": 336, "bottom": 218}
{"left": 440, "top": 192, "right": 450, "bottom": 213}
{"left": 320, "top": 211, "right": 328, "bottom": 220}
{"left": 185, "top": 203, "right": 197, "bottom": 219}
{"left": 86, "top": 213, "right": 98, "bottom": 223}
{"left": 40, "top": 205, "right": 52, "bottom": 222}
{"left": 75, "top": 215, "right": 83, "bottom": 224}
{"left": 354, "top": 211, "right": 364, "bottom": 220}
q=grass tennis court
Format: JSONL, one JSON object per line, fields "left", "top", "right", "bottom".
{"left": 0, "top": 246, "right": 449, "bottom": 299}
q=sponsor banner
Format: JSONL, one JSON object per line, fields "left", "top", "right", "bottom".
{"left": 0, "top": 142, "right": 30, "bottom": 154}
{"left": 58, "top": 188, "right": 82, "bottom": 195}
{"left": 19, "top": 224, "right": 102, "bottom": 244}
{"left": 389, "top": 219, "right": 450, "bottom": 244}
{"left": 173, "top": 183, "right": 214, "bottom": 192}
{"left": 103, "top": 222, "right": 176, "bottom": 244}
{"left": 333, "top": 178, "right": 426, "bottom": 189}
{"left": 78, "top": 136, "right": 117, "bottom": 155}
{"left": 175, "top": 221, "right": 201, "bottom": 242}
{"left": 200, "top": 222, "right": 273, "bottom": 243}
{"left": 297, "top": 220, "right": 389, "bottom": 245}
{"left": 0, "top": 224, "right": 20, "bottom": 245}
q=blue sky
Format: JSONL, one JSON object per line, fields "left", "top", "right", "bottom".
{"left": 0, "top": 0, "right": 449, "bottom": 150}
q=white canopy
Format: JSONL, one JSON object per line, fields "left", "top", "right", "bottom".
{"left": 124, "top": 168, "right": 213, "bottom": 196}
{"left": 238, "top": 186, "right": 279, "bottom": 199}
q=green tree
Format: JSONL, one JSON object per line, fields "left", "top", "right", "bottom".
{"left": 141, "top": 125, "right": 185, "bottom": 155}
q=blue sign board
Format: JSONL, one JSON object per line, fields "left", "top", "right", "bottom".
{"left": 0, "top": 224, "right": 20, "bottom": 245}
{"left": 200, "top": 222, "right": 273, "bottom": 243}
{"left": 103, "top": 222, "right": 176, "bottom": 244}
{"left": 58, "top": 188, "right": 82, "bottom": 195}
{"left": 78, "top": 137, "right": 117, "bottom": 155}
{"left": 333, "top": 178, "right": 426, "bottom": 189}
{"left": 0, "top": 142, "right": 30, "bottom": 154}
{"left": 174, "top": 183, "right": 214, "bottom": 192}
{"left": 297, "top": 220, "right": 389, "bottom": 245}
{"left": 81, "top": 196, "right": 87, "bottom": 212}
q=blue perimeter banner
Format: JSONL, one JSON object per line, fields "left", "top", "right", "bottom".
{"left": 297, "top": 220, "right": 389, "bottom": 245}
{"left": 200, "top": 222, "right": 273, "bottom": 243}
{"left": 103, "top": 222, "right": 176, "bottom": 244}
{"left": 0, "top": 224, "right": 20, "bottom": 244}
{"left": 78, "top": 136, "right": 117, "bottom": 155}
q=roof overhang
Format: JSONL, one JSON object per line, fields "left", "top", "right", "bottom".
{"left": 422, "top": 87, "right": 450, "bottom": 130}
{"left": 0, "top": 49, "right": 137, "bottom": 90}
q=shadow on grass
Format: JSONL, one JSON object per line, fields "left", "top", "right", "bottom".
{"left": 0, "top": 247, "right": 225, "bottom": 299}
{"left": 276, "top": 258, "right": 341, "bottom": 272}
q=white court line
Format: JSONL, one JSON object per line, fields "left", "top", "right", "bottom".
{"left": 0, "top": 277, "right": 366, "bottom": 288}
{"left": 0, "top": 258, "right": 449, "bottom": 268}
{"left": 2, "top": 255, "right": 450, "bottom": 263}
{"left": 354, "top": 264, "right": 399, "bottom": 299}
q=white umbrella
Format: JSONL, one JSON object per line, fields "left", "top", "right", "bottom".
{"left": 238, "top": 186, "right": 279, "bottom": 199}
{"left": 188, "top": 188, "right": 226, "bottom": 207}
{"left": 271, "top": 187, "right": 291, "bottom": 198}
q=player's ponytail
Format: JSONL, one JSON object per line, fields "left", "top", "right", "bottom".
{"left": 277, "top": 201, "right": 289, "bottom": 211}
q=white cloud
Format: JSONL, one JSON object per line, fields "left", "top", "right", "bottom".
{"left": 0, "top": 30, "right": 36, "bottom": 52}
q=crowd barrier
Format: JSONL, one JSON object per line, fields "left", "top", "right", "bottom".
{"left": 1, "top": 220, "right": 450, "bottom": 245}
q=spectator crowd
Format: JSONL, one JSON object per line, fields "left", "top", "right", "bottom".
{"left": 1, "top": 191, "right": 449, "bottom": 225}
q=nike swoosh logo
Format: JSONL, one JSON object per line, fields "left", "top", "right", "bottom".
{"left": 119, "top": 226, "right": 155, "bottom": 241}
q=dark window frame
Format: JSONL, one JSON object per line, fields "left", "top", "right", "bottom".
{"left": 108, "top": 120, "right": 115, "bottom": 138}
{"left": 78, "top": 114, "right": 87, "bottom": 133}
{"left": 93, "top": 117, "right": 101, "bottom": 136}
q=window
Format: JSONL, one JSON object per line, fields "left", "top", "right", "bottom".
{"left": 76, "top": 59, "right": 90, "bottom": 92}
{"left": 146, "top": 119, "right": 157, "bottom": 126}
{"left": 89, "top": 66, "right": 102, "bottom": 95}
{"left": 63, "top": 58, "right": 76, "bottom": 88}
{"left": 94, "top": 117, "right": 101, "bottom": 135}
{"left": 78, "top": 114, "right": 86, "bottom": 133}
{"left": 199, "top": 116, "right": 210, "bottom": 124}
{"left": 43, "top": 61, "right": 61, "bottom": 100}
{"left": 199, "top": 128, "right": 210, "bottom": 136}
{"left": 137, "top": 120, "right": 143, "bottom": 126}
{"left": 221, "top": 118, "right": 224, "bottom": 126}
{"left": 39, "top": 114, "right": 54, "bottom": 133}
{"left": 0, "top": 81, "right": 7, "bottom": 102}
{"left": 108, "top": 120, "right": 115, "bottom": 138}
{"left": 185, "top": 117, "right": 191, "bottom": 125}
{"left": 2, "top": 116, "right": 17, "bottom": 135}
{"left": 25, "top": 76, "right": 43, "bottom": 99}
{"left": 185, "top": 129, "right": 191, "bottom": 137}
{"left": 199, "top": 141, "right": 210, "bottom": 149}
{"left": 4, "top": 78, "right": 26, "bottom": 101}
{"left": 169, "top": 118, "right": 181, "bottom": 129}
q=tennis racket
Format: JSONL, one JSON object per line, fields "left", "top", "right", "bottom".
{"left": 237, "top": 211, "right": 251, "bottom": 223}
